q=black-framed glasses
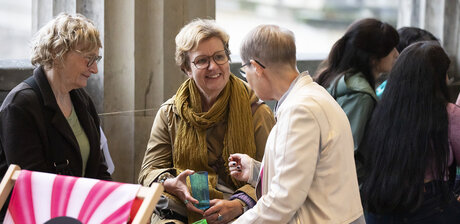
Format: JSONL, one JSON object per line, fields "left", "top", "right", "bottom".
{"left": 239, "top": 59, "right": 266, "bottom": 78}
{"left": 75, "top": 50, "right": 102, "bottom": 67}
{"left": 192, "top": 50, "right": 229, "bottom": 69}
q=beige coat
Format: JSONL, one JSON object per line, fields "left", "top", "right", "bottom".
{"left": 235, "top": 75, "right": 364, "bottom": 224}
{"left": 139, "top": 84, "right": 275, "bottom": 202}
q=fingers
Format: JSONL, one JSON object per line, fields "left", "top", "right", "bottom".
{"left": 228, "top": 154, "right": 242, "bottom": 163}
{"left": 203, "top": 199, "right": 219, "bottom": 216}
{"left": 204, "top": 199, "right": 241, "bottom": 224}
{"left": 204, "top": 212, "right": 223, "bottom": 224}
{"left": 184, "top": 193, "right": 200, "bottom": 205}
{"left": 178, "top": 169, "right": 195, "bottom": 179}
{"left": 228, "top": 165, "right": 241, "bottom": 172}
{"left": 183, "top": 194, "right": 204, "bottom": 214}
{"left": 186, "top": 202, "right": 204, "bottom": 215}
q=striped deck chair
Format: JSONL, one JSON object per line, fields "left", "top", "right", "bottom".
{"left": 0, "top": 164, "right": 163, "bottom": 224}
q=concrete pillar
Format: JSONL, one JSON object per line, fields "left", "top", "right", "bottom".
{"left": 398, "top": 0, "right": 460, "bottom": 84}
{"left": 32, "top": 0, "right": 76, "bottom": 33}
{"left": 132, "top": 0, "right": 216, "bottom": 182}
{"left": 103, "top": 0, "right": 135, "bottom": 183}
{"left": 424, "top": 0, "right": 444, "bottom": 42}
{"left": 77, "top": 0, "right": 105, "bottom": 113}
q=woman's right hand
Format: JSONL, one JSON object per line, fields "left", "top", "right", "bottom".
{"left": 163, "top": 169, "right": 204, "bottom": 215}
{"left": 228, "top": 153, "right": 252, "bottom": 182}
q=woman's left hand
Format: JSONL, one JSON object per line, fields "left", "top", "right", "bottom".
{"left": 203, "top": 199, "right": 243, "bottom": 224}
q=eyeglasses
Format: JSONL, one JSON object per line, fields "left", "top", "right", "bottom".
{"left": 239, "top": 59, "right": 266, "bottom": 78}
{"left": 192, "top": 50, "right": 229, "bottom": 69}
{"left": 75, "top": 50, "right": 102, "bottom": 67}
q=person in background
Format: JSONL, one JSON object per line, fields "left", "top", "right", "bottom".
{"left": 375, "top": 27, "right": 439, "bottom": 99}
{"left": 361, "top": 41, "right": 460, "bottom": 223}
{"left": 314, "top": 18, "right": 399, "bottom": 183}
{"left": 138, "top": 19, "right": 275, "bottom": 224}
{"left": 228, "top": 24, "right": 364, "bottom": 224}
{"left": 100, "top": 127, "right": 114, "bottom": 174}
{"left": 0, "top": 13, "right": 111, "bottom": 220}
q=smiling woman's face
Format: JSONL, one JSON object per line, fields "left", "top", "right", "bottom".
{"left": 185, "top": 37, "right": 230, "bottom": 99}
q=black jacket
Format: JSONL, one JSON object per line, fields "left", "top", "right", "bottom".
{"left": 0, "top": 66, "right": 111, "bottom": 180}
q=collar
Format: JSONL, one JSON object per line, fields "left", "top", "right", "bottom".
{"left": 274, "top": 71, "right": 308, "bottom": 115}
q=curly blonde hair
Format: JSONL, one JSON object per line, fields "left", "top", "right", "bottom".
{"left": 31, "top": 13, "right": 102, "bottom": 69}
{"left": 175, "top": 18, "right": 230, "bottom": 73}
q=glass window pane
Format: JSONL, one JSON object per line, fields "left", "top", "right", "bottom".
{"left": 0, "top": 0, "right": 32, "bottom": 60}
{"left": 217, "top": 0, "right": 398, "bottom": 61}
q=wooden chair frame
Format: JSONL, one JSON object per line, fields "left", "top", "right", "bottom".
{"left": 0, "top": 164, "right": 163, "bottom": 224}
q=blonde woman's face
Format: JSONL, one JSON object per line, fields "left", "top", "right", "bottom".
{"left": 58, "top": 47, "right": 100, "bottom": 90}
{"left": 185, "top": 37, "right": 231, "bottom": 99}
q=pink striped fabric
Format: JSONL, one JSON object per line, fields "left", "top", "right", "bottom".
{"left": 4, "top": 170, "right": 141, "bottom": 224}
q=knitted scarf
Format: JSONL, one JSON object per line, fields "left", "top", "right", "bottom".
{"left": 173, "top": 75, "right": 257, "bottom": 201}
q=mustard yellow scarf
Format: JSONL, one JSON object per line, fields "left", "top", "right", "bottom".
{"left": 173, "top": 75, "right": 256, "bottom": 200}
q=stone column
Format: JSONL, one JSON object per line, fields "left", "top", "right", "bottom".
{"left": 103, "top": 0, "right": 135, "bottom": 183}
{"left": 32, "top": 0, "right": 76, "bottom": 33}
{"left": 132, "top": 0, "right": 216, "bottom": 182}
{"left": 77, "top": 0, "right": 105, "bottom": 113}
{"left": 398, "top": 0, "right": 460, "bottom": 85}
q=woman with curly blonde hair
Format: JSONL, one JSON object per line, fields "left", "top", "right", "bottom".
{"left": 0, "top": 13, "right": 111, "bottom": 219}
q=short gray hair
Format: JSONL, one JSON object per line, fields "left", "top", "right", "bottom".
{"left": 240, "top": 25, "right": 296, "bottom": 67}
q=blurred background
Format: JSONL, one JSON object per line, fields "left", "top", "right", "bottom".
{"left": 0, "top": 0, "right": 397, "bottom": 60}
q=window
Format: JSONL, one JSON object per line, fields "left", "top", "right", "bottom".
{"left": 216, "top": 0, "right": 398, "bottom": 61}
{"left": 0, "top": 0, "right": 32, "bottom": 60}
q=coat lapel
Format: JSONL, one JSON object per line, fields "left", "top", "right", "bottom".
{"left": 33, "top": 67, "right": 81, "bottom": 156}
{"left": 70, "top": 90, "right": 100, "bottom": 177}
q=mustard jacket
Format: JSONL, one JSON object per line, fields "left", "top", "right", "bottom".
{"left": 138, "top": 81, "right": 275, "bottom": 202}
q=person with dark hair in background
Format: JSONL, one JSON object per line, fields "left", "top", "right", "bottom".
{"left": 361, "top": 41, "right": 460, "bottom": 223}
{"left": 375, "top": 27, "right": 439, "bottom": 99}
{"left": 315, "top": 18, "right": 399, "bottom": 183}
{"left": 0, "top": 13, "right": 111, "bottom": 220}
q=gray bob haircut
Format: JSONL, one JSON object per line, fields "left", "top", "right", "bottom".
{"left": 240, "top": 24, "right": 296, "bottom": 67}
{"left": 175, "top": 18, "right": 230, "bottom": 73}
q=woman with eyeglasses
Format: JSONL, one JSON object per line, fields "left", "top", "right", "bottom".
{"left": 138, "top": 19, "right": 275, "bottom": 224}
{"left": 0, "top": 12, "right": 111, "bottom": 196}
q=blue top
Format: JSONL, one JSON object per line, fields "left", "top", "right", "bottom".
{"left": 375, "top": 80, "right": 387, "bottom": 99}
